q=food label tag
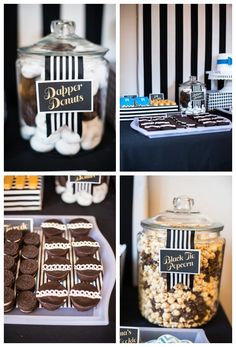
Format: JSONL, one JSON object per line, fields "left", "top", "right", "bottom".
{"left": 120, "top": 327, "right": 140, "bottom": 343}
{"left": 149, "top": 93, "right": 164, "bottom": 100}
{"left": 4, "top": 218, "right": 33, "bottom": 233}
{"left": 191, "top": 91, "right": 204, "bottom": 101}
{"left": 159, "top": 248, "right": 201, "bottom": 274}
{"left": 69, "top": 175, "right": 101, "bottom": 184}
{"left": 36, "top": 80, "right": 93, "bottom": 114}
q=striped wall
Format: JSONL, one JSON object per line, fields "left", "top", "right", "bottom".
{"left": 120, "top": 4, "right": 232, "bottom": 102}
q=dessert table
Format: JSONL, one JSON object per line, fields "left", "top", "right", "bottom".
{"left": 4, "top": 177, "right": 115, "bottom": 343}
{"left": 120, "top": 120, "right": 232, "bottom": 171}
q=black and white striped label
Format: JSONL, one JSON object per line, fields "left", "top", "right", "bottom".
{"left": 160, "top": 229, "right": 200, "bottom": 290}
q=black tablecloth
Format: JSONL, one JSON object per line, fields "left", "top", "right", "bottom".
{"left": 120, "top": 122, "right": 232, "bottom": 171}
{"left": 120, "top": 286, "right": 232, "bottom": 343}
{"left": 4, "top": 109, "right": 116, "bottom": 171}
{"left": 4, "top": 177, "right": 116, "bottom": 343}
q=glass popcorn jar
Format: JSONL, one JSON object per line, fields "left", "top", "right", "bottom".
{"left": 138, "top": 196, "right": 225, "bottom": 328}
{"left": 16, "top": 20, "right": 109, "bottom": 155}
{"left": 179, "top": 76, "right": 206, "bottom": 114}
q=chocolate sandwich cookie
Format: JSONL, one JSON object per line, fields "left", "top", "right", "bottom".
{"left": 21, "top": 245, "right": 39, "bottom": 259}
{"left": 70, "top": 283, "right": 101, "bottom": 311}
{"left": 4, "top": 242, "right": 19, "bottom": 259}
{"left": 36, "top": 281, "right": 68, "bottom": 311}
{"left": 72, "top": 236, "right": 100, "bottom": 258}
{"left": 16, "top": 274, "right": 35, "bottom": 291}
{"left": 23, "top": 232, "right": 40, "bottom": 247}
{"left": 43, "top": 256, "right": 72, "bottom": 281}
{"left": 5, "top": 228, "right": 23, "bottom": 243}
{"left": 4, "top": 270, "right": 14, "bottom": 287}
{"left": 75, "top": 257, "right": 103, "bottom": 282}
{"left": 4, "top": 287, "right": 15, "bottom": 313}
{"left": 4, "top": 255, "right": 16, "bottom": 273}
{"left": 41, "top": 219, "right": 66, "bottom": 238}
{"left": 20, "top": 259, "right": 38, "bottom": 276}
{"left": 67, "top": 218, "right": 93, "bottom": 238}
{"left": 17, "top": 291, "right": 38, "bottom": 313}
{"left": 44, "top": 236, "right": 70, "bottom": 257}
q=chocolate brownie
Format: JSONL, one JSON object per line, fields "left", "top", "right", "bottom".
{"left": 20, "top": 259, "right": 38, "bottom": 276}
{"left": 4, "top": 286, "right": 15, "bottom": 313}
{"left": 43, "top": 256, "right": 72, "bottom": 281}
{"left": 17, "top": 291, "right": 38, "bottom": 313}
{"left": 41, "top": 219, "right": 66, "bottom": 238}
{"left": 5, "top": 228, "right": 23, "bottom": 243}
{"left": 21, "top": 245, "right": 39, "bottom": 260}
{"left": 4, "top": 255, "right": 16, "bottom": 273}
{"left": 75, "top": 257, "right": 103, "bottom": 282}
{"left": 44, "top": 236, "right": 70, "bottom": 257}
{"left": 70, "top": 283, "right": 101, "bottom": 311}
{"left": 36, "top": 281, "right": 68, "bottom": 311}
{"left": 72, "top": 236, "right": 100, "bottom": 258}
{"left": 4, "top": 242, "right": 19, "bottom": 258}
{"left": 23, "top": 232, "right": 40, "bottom": 247}
{"left": 4, "top": 270, "right": 14, "bottom": 287}
{"left": 67, "top": 218, "right": 93, "bottom": 238}
{"left": 16, "top": 274, "right": 35, "bottom": 291}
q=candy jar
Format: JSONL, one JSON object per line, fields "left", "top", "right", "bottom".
{"left": 179, "top": 76, "right": 206, "bottom": 114}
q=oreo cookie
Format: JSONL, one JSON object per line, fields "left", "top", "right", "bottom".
{"left": 75, "top": 257, "right": 103, "bottom": 282}
{"left": 44, "top": 236, "right": 70, "bottom": 257}
{"left": 20, "top": 259, "right": 38, "bottom": 276}
{"left": 69, "top": 283, "right": 101, "bottom": 311}
{"left": 5, "top": 228, "right": 23, "bottom": 243}
{"left": 43, "top": 257, "right": 72, "bottom": 281}
{"left": 4, "top": 242, "right": 19, "bottom": 259}
{"left": 23, "top": 232, "right": 40, "bottom": 247}
{"left": 4, "top": 286, "right": 15, "bottom": 313}
{"left": 67, "top": 218, "right": 93, "bottom": 238}
{"left": 21, "top": 245, "right": 39, "bottom": 260}
{"left": 4, "top": 270, "right": 14, "bottom": 288}
{"left": 4, "top": 255, "right": 16, "bottom": 273}
{"left": 17, "top": 291, "right": 38, "bottom": 313}
{"left": 16, "top": 274, "right": 35, "bottom": 291}
{"left": 72, "top": 236, "right": 100, "bottom": 258}
{"left": 36, "top": 281, "right": 68, "bottom": 311}
{"left": 41, "top": 219, "right": 66, "bottom": 238}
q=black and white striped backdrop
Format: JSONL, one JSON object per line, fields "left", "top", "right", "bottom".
{"left": 4, "top": 4, "right": 115, "bottom": 108}
{"left": 122, "top": 4, "right": 232, "bottom": 103}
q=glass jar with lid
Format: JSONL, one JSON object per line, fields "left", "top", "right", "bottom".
{"left": 179, "top": 76, "right": 206, "bottom": 115}
{"left": 16, "top": 20, "right": 109, "bottom": 155}
{"left": 138, "top": 196, "right": 225, "bottom": 328}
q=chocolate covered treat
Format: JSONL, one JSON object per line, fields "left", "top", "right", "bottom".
{"left": 67, "top": 218, "right": 93, "bottom": 238}
{"left": 20, "top": 259, "right": 38, "bottom": 276}
{"left": 70, "top": 282, "right": 101, "bottom": 311}
{"left": 72, "top": 236, "right": 100, "bottom": 257}
{"left": 5, "top": 228, "right": 23, "bottom": 243}
{"left": 43, "top": 256, "right": 72, "bottom": 281}
{"left": 75, "top": 257, "right": 103, "bottom": 282}
{"left": 4, "top": 242, "right": 19, "bottom": 259}
{"left": 4, "top": 255, "right": 16, "bottom": 273}
{"left": 17, "top": 291, "right": 38, "bottom": 313}
{"left": 21, "top": 245, "right": 39, "bottom": 259}
{"left": 36, "top": 281, "right": 68, "bottom": 311}
{"left": 16, "top": 274, "right": 35, "bottom": 291}
{"left": 44, "top": 236, "right": 70, "bottom": 257}
{"left": 23, "top": 232, "right": 40, "bottom": 247}
{"left": 41, "top": 219, "right": 66, "bottom": 238}
{"left": 4, "top": 287, "right": 15, "bottom": 313}
{"left": 4, "top": 270, "right": 14, "bottom": 288}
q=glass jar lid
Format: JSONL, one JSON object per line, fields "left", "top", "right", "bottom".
{"left": 18, "top": 20, "right": 108, "bottom": 56}
{"left": 179, "top": 76, "right": 205, "bottom": 88}
{"left": 141, "top": 196, "right": 223, "bottom": 232}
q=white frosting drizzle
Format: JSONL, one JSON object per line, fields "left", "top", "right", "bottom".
{"left": 36, "top": 289, "right": 68, "bottom": 297}
{"left": 69, "top": 289, "right": 101, "bottom": 299}
{"left": 144, "top": 124, "right": 176, "bottom": 129}
{"left": 43, "top": 264, "right": 72, "bottom": 271}
{"left": 41, "top": 222, "right": 66, "bottom": 231}
{"left": 74, "top": 264, "right": 103, "bottom": 271}
{"left": 44, "top": 242, "right": 71, "bottom": 250}
{"left": 67, "top": 223, "right": 93, "bottom": 229}
{"left": 72, "top": 241, "right": 100, "bottom": 248}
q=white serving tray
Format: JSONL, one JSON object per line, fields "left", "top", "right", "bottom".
{"left": 4, "top": 215, "right": 115, "bottom": 326}
{"left": 130, "top": 117, "right": 232, "bottom": 139}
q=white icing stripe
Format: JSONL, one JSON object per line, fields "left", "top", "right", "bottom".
{"left": 72, "top": 241, "right": 100, "bottom": 248}
{"left": 44, "top": 243, "right": 71, "bottom": 250}
{"left": 69, "top": 289, "right": 101, "bottom": 299}
{"left": 43, "top": 264, "right": 72, "bottom": 271}
{"left": 74, "top": 264, "right": 103, "bottom": 271}
{"left": 41, "top": 222, "right": 66, "bottom": 231}
{"left": 67, "top": 223, "right": 93, "bottom": 229}
{"left": 36, "top": 289, "right": 68, "bottom": 297}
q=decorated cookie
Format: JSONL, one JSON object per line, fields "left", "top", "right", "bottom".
{"left": 23, "top": 232, "right": 40, "bottom": 247}
{"left": 20, "top": 259, "right": 38, "bottom": 276}
{"left": 75, "top": 257, "right": 103, "bottom": 282}
{"left": 69, "top": 283, "right": 101, "bottom": 311}
{"left": 41, "top": 219, "right": 66, "bottom": 238}
{"left": 17, "top": 291, "right": 38, "bottom": 313}
{"left": 4, "top": 255, "right": 16, "bottom": 273}
{"left": 67, "top": 218, "right": 93, "bottom": 238}
{"left": 4, "top": 270, "right": 14, "bottom": 288}
{"left": 4, "top": 287, "right": 15, "bottom": 313}
{"left": 72, "top": 236, "right": 100, "bottom": 258}
{"left": 16, "top": 274, "right": 35, "bottom": 291}
{"left": 44, "top": 236, "right": 70, "bottom": 257}
{"left": 36, "top": 281, "right": 68, "bottom": 311}
{"left": 4, "top": 242, "right": 19, "bottom": 259}
{"left": 43, "top": 256, "right": 72, "bottom": 281}
{"left": 21, "top": 245, "right": 39, "bottom": 260}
